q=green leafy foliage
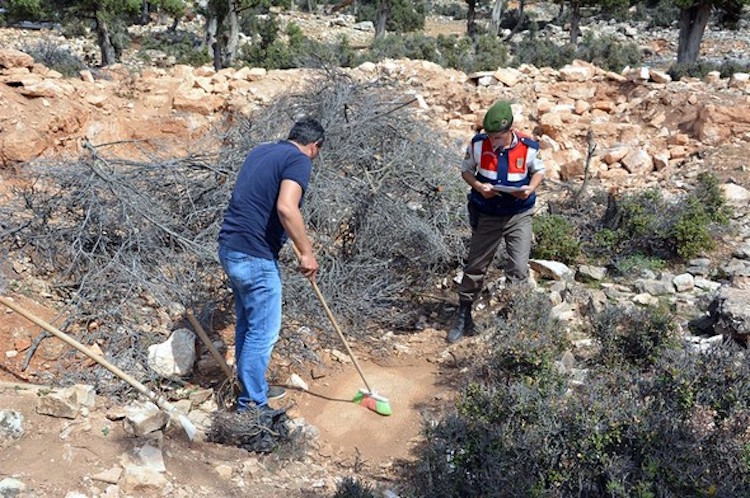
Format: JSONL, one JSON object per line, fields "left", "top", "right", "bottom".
{"left": 532, "top": 214, "right": 581, "bottom": 265}
{"left": 356, "top": 0, "right": 427, "bottom": 33}
{"left": 667, "top": 61, "right": 717, "bottom": 80}
{"left": 430, "top": 2, "right": 468, "bottom": 20}
{"left": 137, "top": 31, "right": 210, "bottom": 66}
{"left": 409, "top": 300, "right": 750, "bottom": 497}
{"left": 513, "top": 31, "right": 576, "bottom": 69}
{"left": 487, "top": 288, "right": 569, "bottom": 387}
{"left": 575, "top": 33, "right": 642, "bottom": 72}
{"left": 471, "top": 33, "right": 510, "bottom": 71}
{"left": 590, "top": 173, "right": 731, "bottom": 263}
{"left": 642, "top": 0, "right": 680, "bottom": 28}
{"left": 590, "top": 304, "right": 679, "bottom": 369}
{"left": 5, "top": 0, "right": 52, "bottom": 23}
{"left": 366, "top": 32, "right": 439, "bottom": 63}
{"left": 151, "top": 0, "right": 187, "bottom": 20}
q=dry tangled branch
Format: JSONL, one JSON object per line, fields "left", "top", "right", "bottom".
{"left": 209, "top": 406, "right": 293, "bottom": 454}
{"left": 1, "top": 70, "right": 468, "bottom": 392}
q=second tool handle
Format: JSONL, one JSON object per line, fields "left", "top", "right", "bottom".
{"left": 291, "top": 244, "right": 373, "bottom": 393}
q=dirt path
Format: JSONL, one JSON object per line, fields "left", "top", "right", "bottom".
{"left": 288, "top": 358, "right": 442, "bottom": 463}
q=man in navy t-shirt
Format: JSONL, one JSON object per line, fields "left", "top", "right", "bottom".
{"left": 218, "top": 117, "right": 325, "bottom": 412}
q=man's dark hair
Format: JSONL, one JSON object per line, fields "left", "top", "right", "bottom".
{"left": 288, "top": 117, "right": 325, "bottom": 146}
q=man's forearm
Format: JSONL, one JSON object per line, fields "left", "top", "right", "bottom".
{"left": 278, "top": 208, "right": 312, "bottom": 255}
{"left": 461, "top": 170, "right": 480, "bottom": 190}
{"left": 528, "top": 171, "right": 544, "bottom": 192}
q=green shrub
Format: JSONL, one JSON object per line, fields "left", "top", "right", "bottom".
{"left": 487, "top": 287, "right": 569, "bottom": 387}
{"left": 5, "top": 0, "right": 50, "bottom": 23}
{"left": 430, "top": 2, "right": 468, "bottom": 20}
{"left": 616, "top": 189, "right": 662, "bottom": 240}
{"left": 470, "top": 33, "right": 510, "bottom": 71}
{"left": 512, "top": 31, "right": 575, "bottom": 69}
{"left": 720, "top": 59, "right": 750, "bottom": 78}
{"left": 715, "top": 0, "right": 744, "bottom": 29}
{"left": 694, "top": 171, "right": 732, "bottom": 224}
{"left": 667, "top": 61, "right": 717, "bottom": 80}
{"left": 590, "top": 304, "right": 678, "bottom": 369}
{"left": 644, "top": 0, "right": 679, "bottom": 28}
{"left": 356, "top": 0, "right": 426, "bottom": 33}
{"left": 668, "top": 173, "right": 732, "bottom": 259}
{"left": 435, "top": 34, "right": 474, "bottom": 72}
{"left": 410, "top": 337, "right": 750, "bottom": 497}
{"left": 532, "top": 214, "right": 581, "bottom": 265}
{"left": 587, "top": 174, "right": 730, "bottom": 264}
{"left": 364, "top": 32, "right": 439, "bottom": 64}
{"left": 137, "top": 31, "right": 210, "bottom": 67}
{"left": 20, "top": 39, "right": 86, "bottom": 77}
{"left": 575, "top": 33, "right": 642, "bottom": 73}
{"left": 670, "top": 197, "right": 715, "bottom": 259}
{"left": 242, "top": 22, "right": 309, "bottom": 70}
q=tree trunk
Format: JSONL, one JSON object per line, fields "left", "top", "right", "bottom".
{"left": 95, "top": 12, "right": 117, "bottom": 66}
{"left": 221, "top": 2, "right": 239, "bottom": 67}
{"left": 569, "top": 0, "right": 581, "bottom": 45}
{"left": 555, "top": 1, "right": 564, "bottom": 23}
{"left": 205, "top": 12, "right": 217, "bottom": 57}
{"left": 140, "top": 0, "right": 150, "bottom": 25}
{"left": 504, "top": 0, "right": 525, "bottom": 42}
{"left": 677, "top": 1, "right": 711, "bottom": 63}
{"left": 374, "top": 0, "right": 390, "bottom": 39}
{"left": 466, "top": 0, "right": 476, "bottom": 38}
{"left": 490, "top": 0, "right": 505, "bottom": 36}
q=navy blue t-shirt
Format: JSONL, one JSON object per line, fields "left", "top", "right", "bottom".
{"left": 218, "top": 140, "right": 312, "bottom": 260}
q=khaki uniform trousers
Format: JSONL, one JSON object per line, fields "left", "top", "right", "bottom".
{"left": 458, "top": 208, "right": 533, "bottom": 303}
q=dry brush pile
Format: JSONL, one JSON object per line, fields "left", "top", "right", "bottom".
{"left": 0, "top": 69, "right": 468, "bottom": 393}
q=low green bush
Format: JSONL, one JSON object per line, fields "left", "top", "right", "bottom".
{"left": 720, "top": 59, "right": 750, "bottom": 78}
{"left": 590, "top": 304, "right": 678, "bottom": 369}
{"left": 667, "top": 61, "right": 717, "bottom": 80}
{"left": 470, "top": 33, "right": 510, "bottom": 71}
{"left": 644, "top": 0, "right": 679, "bottom": 28}
{"left": 137, "top": 30, "right": 209, "bottom": 67}
{"left": 356, "top": 0, "right": 426, "bottom": 33}
{"left": 408, "top": 314, "right": 750, "bottom": 496}
{"left": 486, "top": 287, "right": 569, "bottom": 389}
{"left": 591, "top": 174, "right": 731, "bottom": 262}
{"left": 512, "top": 30, "right": 575, "bottom": 69}
{"left": 532, "top": 214, "right": 581, "bottom": 265}
{"left": 430, "top": 2, "right": 468, "bottom": 20}
{"left": 5, "top": 0, "right": 50, "bottom": 23}
{"left": 575, "top": 32, "right": 642, "bottom": 72}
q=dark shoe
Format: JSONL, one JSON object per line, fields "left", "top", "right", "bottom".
{"left": 267, "top": 385, "right": 286, "bottom": 400}
{"left": 446, "top": 301, "right": 475, "bottom": 343}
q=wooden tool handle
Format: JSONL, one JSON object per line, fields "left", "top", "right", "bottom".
{"left": 0, "top": 296, "right": 196, "bottom": 439}
{"left": 186, "top": 310, "right": 234, "bottom": 381}
{"left": 291, "top": 244, "right": 372, "bottom": 392}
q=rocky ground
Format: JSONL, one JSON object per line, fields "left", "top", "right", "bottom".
{"left": 1, "top": 10, "right": 750, "bottom": 498}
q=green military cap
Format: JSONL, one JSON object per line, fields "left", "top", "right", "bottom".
{"left": 483, "top": 100, "right": 514, "bottom": 133}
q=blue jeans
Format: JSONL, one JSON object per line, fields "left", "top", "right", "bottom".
{"left": 218, "top": 246, "right": 281, "bottom": 409}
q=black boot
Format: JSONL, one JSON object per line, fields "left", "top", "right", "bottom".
{"left": 447, "top": 301, "right": 475, "bottom": 343}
